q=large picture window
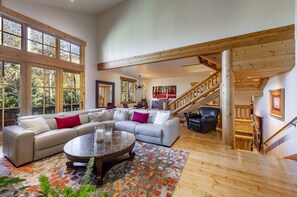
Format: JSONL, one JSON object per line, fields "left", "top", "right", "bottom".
{"left": 120, "top": 77, "right": 136, "bottom": 103}
{"left": 60, "top": 39, "right": 80, "bottom": 64}
{"left": 31, "top": 66, "right": 56, "bottom": 115}
{"left": 0, "top": 61, "right": 21, "bottom": 130}
{"left": 63, "top": 72, "right": 80, "bottom": 111}
{"left": 0, "top": 17, "right": 22, "bottom": 49}
{"left": 27, "top": 27, "right": 56, "bottom": 58}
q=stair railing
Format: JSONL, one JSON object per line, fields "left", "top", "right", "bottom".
{"left": 262, "top": 116, "right": 297, "bottom": 154}
{"left": 168, "top": 72, "right": 221, "bottom": 112}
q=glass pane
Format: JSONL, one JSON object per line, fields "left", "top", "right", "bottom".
{"left": 63, "top": 105, "right": 71, "bottom": 112}
{"left": 72, "top": 104, "right": 80, "bottom": 111}
{"left": 4, "top": 63, "right": 20, "bottom": 86}
{"left": 32, "top": 67, "right": 44, "bottom": 87}
{"left": 44, "top": 34, "right": 56, "bottom": 47}
{"left": 73, "top": 89, "right": 80, "bottom": 104}
{"left": 71, "top": 53, "right": 80, "bottom": 64}
{"left": 121, "top": 81, "right": 128, "bottom": 92}
{"left": 32, "top": 107, "right": 43, "bottom": 115}
{"left": 73, "top": 74, "right": 80, "bottom": 89}
{"left": 45, "top": 106, "right": 55, "bottom": 114}
{"left": 32, "top": 87, "right": 44, "bottom": 106}
{"left": 4, "top": 86, "right": 20, "bottom": 108}
{"left": 3, "top": 33, "right": 22, "bottom": 49}
{"left": 45, "top": 88, "right": 55, "bottom": 106}
{"left": 27, "top": 27, "right": 42, "bottom": 43}
{"left": 60, "top": 39, "right": 70, "bottom": 51}
{"left": 121, "top": 93, "right": 127, "bottom": 103}
{"left": 43, "top": 45, "right": 56, "bottom": 58}
{"left": 44, "top": 69, "right": 56, "bottom": 87}
{"left": 60, "top": 50, "right": 70, "bottom": 61}
{"left": 71, "top": 43, "right": 80, "bottom": 55}
{"left": 3, "top": 18, "right": 22, "bottom": 36}
{"left": 28, "top": 40, "right": 42, "bottom": 54}
{"left": 0, "top": 31, "right": 2, "bottom": 45}
{"left": 63, "top": 89, "right": 72, "bottom": 104}
{"left": 4, "top": 108, "right": 19, "bottom": 127}
{"left": 0, "top": 61, "right": 2, "bottom": 82}
{"left": 63, "top": 72, "right": 72, "bottom": 88}
{"left": 0, "top": 17, "right": 2, "bottom": 31}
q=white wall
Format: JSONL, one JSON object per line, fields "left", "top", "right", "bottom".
{"left": 97, "top": 0, "right": 295, "bottom": 62}
{"left": 3, "top": 0, "right": 98, "bottom": 109}
{"left": 253, "top": 0, "right": 297, "bottom": 158}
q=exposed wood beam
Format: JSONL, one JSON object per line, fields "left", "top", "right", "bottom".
{"left": 98, "top": 25, "right": 294, "bottom": 70}
{"left": 198, "top": 56, "right": 219, "bottom": 71}
{"left": 200, "top": 53, "right": 222, "bottom": 68}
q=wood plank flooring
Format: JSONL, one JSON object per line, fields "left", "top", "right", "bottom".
{"left": 173, "top": 126, "right": 297, "bottom": 197}
{"left": 1, "top": 127, "right": 297, "bottom": 196}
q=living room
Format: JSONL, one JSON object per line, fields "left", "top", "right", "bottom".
{"left": 0, "top": 0, "right": 297, "bottom": 196}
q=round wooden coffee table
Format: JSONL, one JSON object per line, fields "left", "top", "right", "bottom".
{"left": 63, "top": 130, "right": 136, "bottom": 186}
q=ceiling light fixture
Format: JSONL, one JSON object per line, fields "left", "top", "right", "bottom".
{"left": 135, "top": 75, "right": 145, "bottom": 90}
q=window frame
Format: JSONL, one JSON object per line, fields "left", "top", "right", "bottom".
{"left": 120, "top": 76, "right": 136, "bottom": 104}
{"left": 26, "top": 26, "right": 57, "bottom": 58}
{"left": 62, "top": 71, "right": 81, "bottom": 112}
{"left": 0, "top": 16, "right": 23, "bottom": 50}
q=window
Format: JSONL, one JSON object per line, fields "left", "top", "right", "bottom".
{"left": 60, "top": 39, "right": 80, "bottom": 64}
{"left": 31, "top": 67, "right": 56, "bottom": 115}
{"left": 27, "top": 27, "right": 56, "bottom": 58}
{"left": 0, "top": 61, "right": 21, "bottom": 130}
{"left": 120, "top": 77, "right": 136, "bottom": 103}
{"left": 63, "top": 72, "right": 80, "bottom": 111}
{"left": 0, "top": 17, "right": 22, "bottom": 49}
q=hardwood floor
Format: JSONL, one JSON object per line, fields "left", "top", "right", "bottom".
{"left": 1, "top": 127, "right": 297, "bottom": 196}
{"left": 173, "top": 126, "right": 297, "bottom": 197}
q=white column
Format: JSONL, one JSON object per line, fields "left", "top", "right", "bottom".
{"left": 221, "top": 49, "right": 235, "bottom": 147}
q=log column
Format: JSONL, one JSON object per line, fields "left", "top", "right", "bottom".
{"left": 221, "top": 49, "right": 235, "bottom": 147}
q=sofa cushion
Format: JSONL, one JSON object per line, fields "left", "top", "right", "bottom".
{"left": 114, "top": 110, "right": 128, "bottom": 121}
{"left": 135, "top": 124, "right": 162, "bottom": 138}
{"left": 115, "top": 121, "right": 140, "bottom": 133}
{"left": 89, "top": 111, "right": 108, "bottom": 122}
{"left": 154, "top": 111, "right": 170, "bottom": 125}
{"left": 55, "top": 115, "right": 81, "bottom": 129}
{"left": 132, "top": 111, "right": 149, "bottom": 123}
{"left": 74, "top": 122, "right": 105, "bottom": 136}
{"left": 147, "top": 110, "right": 158, "bottom": 123}
{"left": 34, "top": 128, "right": 78, "bottom": 151}
{"left": 20, "top": 116, "right": 50, "bottom": 135}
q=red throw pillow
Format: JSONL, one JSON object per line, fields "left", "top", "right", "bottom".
{"left": 55, "top": 115, "right": 81, "bottom": 129}
{"left": 132, "top": 111, "right": 149, "bottom": 123}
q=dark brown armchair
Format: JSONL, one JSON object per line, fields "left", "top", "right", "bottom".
{"left": 185, "top": 107, "right": 220, "bottom": 133}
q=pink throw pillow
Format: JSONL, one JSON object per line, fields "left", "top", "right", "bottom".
{"left": 55, "top": 115, "right": 81, "bottom": 129}
{"left": 132, "top": 111, "right": 149, "bottom": 123}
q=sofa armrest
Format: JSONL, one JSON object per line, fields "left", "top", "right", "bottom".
{"left": 3, "top": 126, "right": 34, "bottom": 167}
{"left": 162, "top": 117, "right": 180, "bottom": 147}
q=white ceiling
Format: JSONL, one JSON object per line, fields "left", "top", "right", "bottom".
{"left": 15, "top": 0, "right": 126, "bottom": 14}
{"left": 109, "top": 57, "right": 214, "bottom": 79}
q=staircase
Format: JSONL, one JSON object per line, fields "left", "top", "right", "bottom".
{"left": 168, "top": 72, "right": 221, "bottom": 116}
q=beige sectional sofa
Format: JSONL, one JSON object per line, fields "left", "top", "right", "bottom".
{"left": 3, "top": 108, "right": 180, "bottom": 167}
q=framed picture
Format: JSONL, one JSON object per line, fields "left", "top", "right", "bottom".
{"left": 270, "top": 88, "right": 285, "bottom": 118}
{"left": 152, "top": 85, "right": 176, "bottom": 99}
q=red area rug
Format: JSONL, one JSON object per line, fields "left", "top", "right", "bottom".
{"left": 0, "top": 141, "right": 189, "bottom": 197}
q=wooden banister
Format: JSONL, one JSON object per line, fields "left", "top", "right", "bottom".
{"left": 234, "top": 105, "right": 253, "bottom": 120}
{"left": 169, "top": 72, "right": 219, "bottom": 105}
{"left": 262, "top": 116, "right": 297, "bottom": 151}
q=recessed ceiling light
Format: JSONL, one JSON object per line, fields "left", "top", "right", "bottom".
{"left": 70, "top": 0, "right": 74, "bottom": 2}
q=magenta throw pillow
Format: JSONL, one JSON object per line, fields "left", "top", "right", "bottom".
{"left": 55, "top": 115, "right": 81, "bottom": 129}
{"left": 132, "top": 111, "right": 149, "bottom": 123}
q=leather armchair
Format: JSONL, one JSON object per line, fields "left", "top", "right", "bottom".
{"left": 187, "top": 107, "right": 220, "bottom": 133}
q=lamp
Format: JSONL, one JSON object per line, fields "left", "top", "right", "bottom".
{"left": 135, "top": 75, "right": 145, "bottom": 90}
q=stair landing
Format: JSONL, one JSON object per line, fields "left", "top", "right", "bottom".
{"left": 173, "top": 125, "right": 297, "bottom": 197}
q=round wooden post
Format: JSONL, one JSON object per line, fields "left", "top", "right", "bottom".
{"left": 221, "top": 49, "right": 235, "bottom": 148}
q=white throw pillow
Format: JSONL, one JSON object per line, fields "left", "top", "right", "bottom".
{"left": 154, "top": 111, "right": 170, "bottom": 125}
{"left": 20, "top": 116, "right": 50, "bottom": 135}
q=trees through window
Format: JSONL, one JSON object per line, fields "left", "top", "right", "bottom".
{"left": 31, "top": 66, "right": 56, "bottom": 115}
{"left": 63, "top": 72, "right": 81, "bottom": 111}
{"left": 121, "top": 77, "right": 136, "bottom": 103}
{"left": 60, "top": 39, "right": 80, "bottom": 64}
{"left": 0, "top": 17, "right": 22, "bottom": 49}
{"left": 27, "top": 27, "right": 56, "bottom": 58}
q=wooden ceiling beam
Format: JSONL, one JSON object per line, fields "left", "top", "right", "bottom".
{"left": 197, "top": 56, "right": 218, "bottom": 71}
{"left": 97, "top": 25, "right": 294, "bottom": 70}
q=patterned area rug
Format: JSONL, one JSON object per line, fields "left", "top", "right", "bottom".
{"left": 0, "top": 141, "right": 189, "bottom": 197}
